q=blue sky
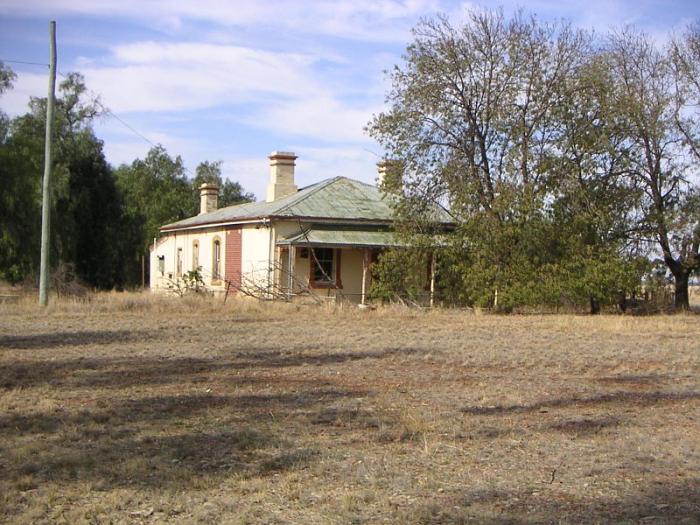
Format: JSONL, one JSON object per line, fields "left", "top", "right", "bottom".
{"left": 1, "top": 1, "right": 698, "bottom": 199}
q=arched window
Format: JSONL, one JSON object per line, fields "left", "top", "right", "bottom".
{"left": 192, "top": 240, "right": 199, "bottom": 271}
{"left": 212, "top": 238, "right": 221, "bottom": 281}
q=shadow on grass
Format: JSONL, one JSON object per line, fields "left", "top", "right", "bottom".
{"left": 0, "top": 388, "right": 368, "bottom": 437}
{"left": 462, "top": 390, "right": 700, "bottom": 416}
{"left": 0, "top": 343, "right": 386, "bottom": 494}
{"left": 13, "top": 427, "right": 317, "bottom": 489}
{"left": 402, "top": 478, "right": 700, "bottom": 524}
{"left": 229, "top": 346, "right": 422, "bottom": 368}
{"left": 0, "top": 346, "right": 420, "bottom": 390}
{"left": 546, "top": 415, "right": 622, "bottom": 436}
{"left": 0, "top": 330, "right": 155, "bottom": 350}
{"left": 0, "top": 357, "right": 213, "bottom": 389}
{"left": 1, "top": 385, "right": 368, "bottom": 490}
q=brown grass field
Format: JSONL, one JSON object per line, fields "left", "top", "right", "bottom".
{"left": 0, "top": 293, "right": 698, "bottom": 524}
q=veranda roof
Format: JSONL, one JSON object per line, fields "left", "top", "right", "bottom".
{"left": 277, "top": 228, "right": 404, "bottom": 249}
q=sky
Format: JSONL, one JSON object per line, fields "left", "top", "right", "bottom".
{"left": 0, "top": 1, "right": 698, "bottom": 200}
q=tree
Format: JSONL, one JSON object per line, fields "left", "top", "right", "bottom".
{"left": 369, "top": 11, "right": 589, "bottom": 218}
{"left": 603, "top": 29, "right": 700, "bottom": 309}
{"left": 0, "top": 62, "right": 42, "bottom": 283}
{"left": 671, "top": 22, "right": 700, "bottom": 162}
{"left": 0, "top": 61, "right": 16, "bottom": 140}
{"left": 548, "top": 52, "right": 649, "bottom": 312}
{"left": 1, "top": 72, "right": 131, "bottom": 289}
{"left": 0, "top": 61, "right": 14, "bottom": 93}
{"left": 61, "top": 135, "right": 127, "bottom": 289}
{"left": 115, "top": 146, "right": 193, "bottom": 284}
{"left": 191, "top": 160, "right": 254, "bottom": 210}
{"left": 368, "top": 10, "right": 642, "bottom": 311}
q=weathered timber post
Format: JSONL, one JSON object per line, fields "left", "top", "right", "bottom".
{"left": 39, "top": 21, "right": 57, "bottom": 306}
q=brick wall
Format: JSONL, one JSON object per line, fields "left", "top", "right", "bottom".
{"left": 225, "top": 227, "right": 242, "bottom": 295}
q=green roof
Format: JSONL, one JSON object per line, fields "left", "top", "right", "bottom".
{"left": 277, "top": 228, "right": 404, "bottom": 248}
{"left": 161, "top": 177, "right": 453, "bottom": 231}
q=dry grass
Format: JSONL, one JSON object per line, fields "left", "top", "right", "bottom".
{"left": 1, "top": 293, "right": 699, "bottom": 524}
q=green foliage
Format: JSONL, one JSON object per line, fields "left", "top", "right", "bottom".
{"left": 369, "top": 250, "right": 429, "bottom": 303}
{"left": 192, "top": 160, "right": 255, "bottom": 209}
{"left": 0, "top": 131, "right": 41, "bottom": 283}
{"left": 366, "top": 10, "right": 696, "bottom": 312}
{"left": 166, "top": 268, "right": 209, "bottom": 297}
{"left": 0, "top": 73, "right": 130, "bottom": 289}
{"left": 0, "top": 63, "right": 42, "bottom": 283}
{"left": 60, "top": 134, "right": 127, "bottom": 289}
{"left": 115, "top": 146, "right": 191, "bottom": 247}
{"left": 114, "top": 146, "right": 193, "bottom": 286}
{"left": 0, "top": 61, "right": 16, "bottom": 95}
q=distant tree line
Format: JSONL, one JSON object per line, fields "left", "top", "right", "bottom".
{"left": 0, "top": 69, "right": 253, "bottom": 289}
{"left": 368, "top": 10, "right": 700, "bottom": 311}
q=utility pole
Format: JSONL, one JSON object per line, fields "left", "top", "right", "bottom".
{"left": 39, "top": 21, "right": 57, "bottom": 306}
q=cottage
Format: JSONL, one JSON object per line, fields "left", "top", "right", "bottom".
{"left": 150, "top": 151, "right": 451, "bottom": 303}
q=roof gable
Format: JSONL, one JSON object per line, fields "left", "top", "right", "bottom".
{"left": 275, "top": 177, "right": 393, "bottom": 221}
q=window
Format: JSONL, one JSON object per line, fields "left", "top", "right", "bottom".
{"left": 212, "top": 239, "right": 221, "bottom": 280}
{"left": 310, "top": 248, "right": 341, "bottom": 288}
{"left": 176, "top": 248, "right": 183, "bottom": 277}
{"left": 157, "top": 255, "right": 165, "bottom": 276}
{"left": 192, "top": 241, "right": 199, "bottom": 270}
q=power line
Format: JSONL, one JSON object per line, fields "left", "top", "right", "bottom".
{"left": 0, "top": 58, "right": 49, "bottom": 68}
{"left": 102, "top": 106, "right": 158, "bottom": 148}
{"left": 4, "top": 64, "right": 168, "bottom": 154}
{"left": 56, "top": 70, "right": 158, "bottom": 149}
{"left": 98, "top": 105, "right": 198, "bottom": 178}
{"left": 8, "top": 64, "right": 198, "bottom": 177}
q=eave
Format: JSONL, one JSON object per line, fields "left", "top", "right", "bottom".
{"left": 159, "top": 215, "right": 400, "bottom": 233}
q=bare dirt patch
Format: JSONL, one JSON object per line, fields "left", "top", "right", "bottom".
{"left": 1, "top": 295, "right": 698, "bottom": 524}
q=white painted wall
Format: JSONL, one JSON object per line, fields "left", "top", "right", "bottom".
{"left": 241, "top": 224, "right": 273, "bottom": 288}
{"left": 150, "top": 220, "right": 372, "bottom": 303}
{"left": 339, "top": 248, "right": 365, "bottom": 301}
{"left": 150, "top": 227, "right": 227, "bottom": 293}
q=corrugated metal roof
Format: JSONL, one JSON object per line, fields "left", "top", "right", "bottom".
{"left": 161, "top": 176, "right": 453, "bottom": 231}
{"left": 277, "top": 228, "right": 404, "bottom": 248}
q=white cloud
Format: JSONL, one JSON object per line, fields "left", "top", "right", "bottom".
{"left": 293, "top": 145, "right": 380, "bottom": 188}
{"left": 101, "top": 139, "right": 152, "bottom": 168}
{"left": 80, "top": 42, "right": 325, "bottom": 114}
{"left": 246, "top": 96, "right": 380, "bottom": 144}
{"left": 94, "top": 118, "right": 202, "bottom": 166}
{"left": 0, "top": 0, "right": 444, "bottom": 43}
{"left": 0, "top": 71, "right": 46, "bottom": 117}
{"left": 219, "top": 155, "right": 270, "bottom": 200}
{"left": 76, "top": 40, "right": 382, "bottom": 146}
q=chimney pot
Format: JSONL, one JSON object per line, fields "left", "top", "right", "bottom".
{"left": 266, "top": 151, "right": 298, "bottom": 202}
{"left": 199, "top": 183, "right": 219, "bottom": 215}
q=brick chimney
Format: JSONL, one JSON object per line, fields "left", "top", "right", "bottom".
{"left": 199, "top": 183, "right": 219, "bottom": 215}
{"left": 266, "top": 151, "right": 298, "bottom": 202}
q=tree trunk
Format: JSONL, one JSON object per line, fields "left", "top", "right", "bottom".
{"left": 674, "top": 271, "right": 691, "bottom": 311}
{"left": 589, "top": 296, "right": 600, "bottom": 315}
{"left": 617, "top": 291, "right": 627, "bottom": 313}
